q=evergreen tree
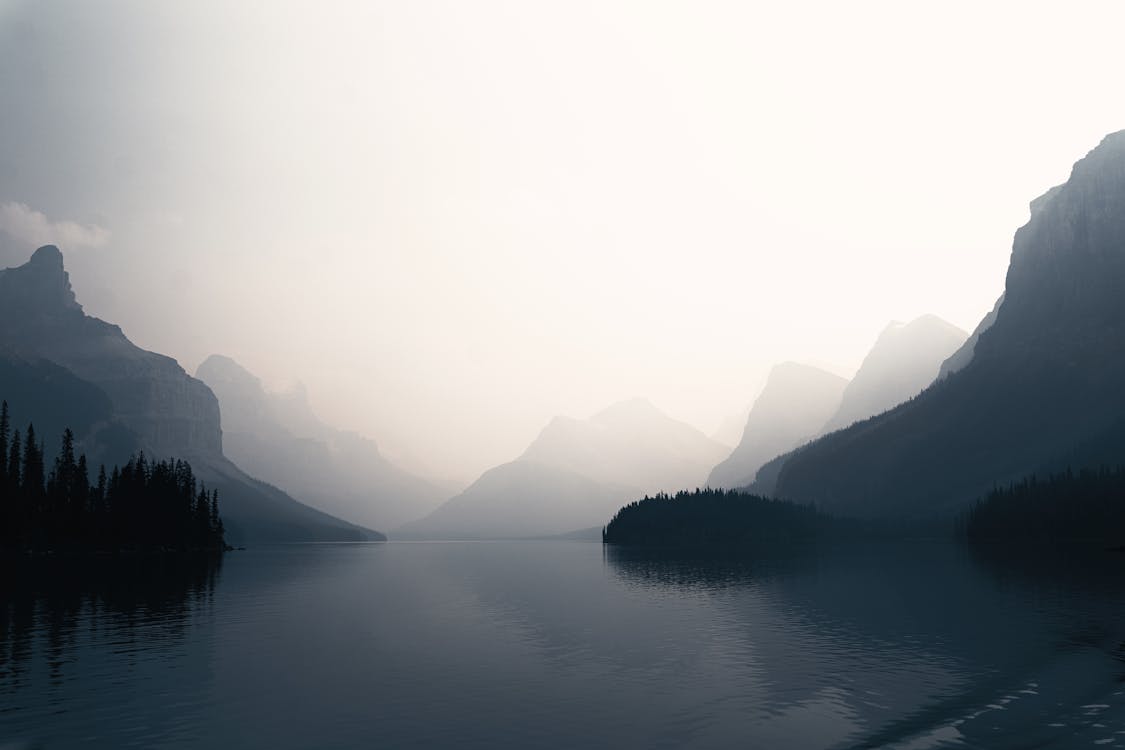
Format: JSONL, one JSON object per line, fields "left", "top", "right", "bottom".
{"left": 0, "top": 400, "right": 9, "bottom": 489}
{"left": 0, "top": 399, "right": 226, "bottom": 553}
{"left": 22, "top": 425, "right": 45, "bottom": 511}
{"left": 7, "top": 429, "right": 20, "bottom": 494}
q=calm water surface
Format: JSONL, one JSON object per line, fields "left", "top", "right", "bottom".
{"left": 4, "top": 540, "right": 1125, "bottom": 748}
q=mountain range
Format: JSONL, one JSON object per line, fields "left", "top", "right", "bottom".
{"left": 0, "top": 246, "right": 379, "bottom": 543}
{"left": 758, "top": 130, "right": 1125, "bottom": 519}
{"left": 196, "top": 355, "right": 449, "bottom": 530}
{"left": 707, "top": 363, "right": 847, "bottom": 489}
{"left": 709, "top": 315, "right": 966, "bottom": 490}
{"left": 397, "top": 398, "right": 728, "bottom": 539}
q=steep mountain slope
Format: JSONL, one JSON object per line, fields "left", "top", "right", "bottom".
{"left": 769, "top": 131, "right": 1125, "bottom": 518}
{"left": 707, "top": 364, "right": 847, "bottom": 489}
{"left": 937, "top": 295, "right": 1004, "bottom": 380}
{"left": 397, "top": 399, "right": 727, "bottom": 539}
{"left": 197, "top": 355, "right": 448, "bottom": 530}
{"left": 819, "top": 315, "right": 966, "bottom": 434}
{"left": 0, "top": 246, "right": 379, "bottom": 542}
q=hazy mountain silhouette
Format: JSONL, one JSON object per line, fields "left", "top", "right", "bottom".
{"left": 765, "top": 131, "right": 1125, "bottom": 519}
{"left": 711, "top": 404, "right": 753, "bottom": 448}
{"left": 819, "top": 315, "right": 966, "bottom": 434}
{"left": 196, "top": 355, "right": 448, "bottom": 529}
{"left": 707, "top": 364, "right": 846, "bottom": 489}
{"left": 0, "top": 246, "right": 379, "bottom": 543}
{"left": 937, "top": 294, "right": 1003, "bottom": 380}
{"left": 397, "top": 398, "right": 727, "bottom": 539}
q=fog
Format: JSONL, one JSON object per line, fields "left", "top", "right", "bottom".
{"left": 2, "top": 0, "right": 1124, "bottom": 482}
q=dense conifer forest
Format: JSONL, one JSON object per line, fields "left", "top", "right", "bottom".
{"left": 602, "top": 488, "right": 844, "bottom": 547}
{"left": 0, "top": 401, "right": 226, "bottom": 553}
{"left": 961, "top": 466, "right": 1125, "bottom": 545}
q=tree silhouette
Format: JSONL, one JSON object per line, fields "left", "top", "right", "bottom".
{"left": 0, "top": 399, "right": 226, "bottom": 554}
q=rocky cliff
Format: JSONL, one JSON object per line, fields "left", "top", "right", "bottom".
{"left": 0, "top": 246, "right": 221, "bottom": 461}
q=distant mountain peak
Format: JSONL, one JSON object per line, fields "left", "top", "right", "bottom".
{"left": 819, "top": 314, "right": 966, "bottom": 434}
{"left": 591, "top": 397, "right": 666, "bottom": 425}
{"left": 29, "top": 243, "right": 64, "bottom": 267}
{"left": 0, "top": 244, "right": 81, "bottom": 312}
{"left": 769, "top": 129, "right": 1125, "bottom": 519}
{"left": 197, "top": 354, "right": 262, "bottom": 391}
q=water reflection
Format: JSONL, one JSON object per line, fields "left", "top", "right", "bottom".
{"left": 606, "top": 541, "right": 1125, "bottom": 749}
{"left": 0, "top": 554, "right": 222, "bottom": 701}
{"left": 5, "top": 542, "right": 1125, "bottom": 749}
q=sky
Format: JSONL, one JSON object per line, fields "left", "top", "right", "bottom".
{"left": 2, "top": 1, "right": 1125, "bottom": 483}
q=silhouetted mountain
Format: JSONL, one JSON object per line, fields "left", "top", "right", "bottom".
{"left": 0, "top": 247, "right": 379, "bottom": 543}
{"left": 707, "top": 364, "right": 846, "bottom": 489}
{"left": 397, "top": 398, "right": 727, "bottom": 539}
{"left": 767, "top": 131, "right": 1125, "bottom": 519}
{"left": 819, "top": 315, "right": 966, "bottom": 434}
{"left": 711, "top": 404, "right": 752, "bottom": 448}
{"left": 937, "top": 295, "right": 1003, "bottom": 380}
{"left": 196, "top": 355, "right": 448, "bottom": 529}
{"left": 394, "top": 460, "right": 629, "bottom": 539}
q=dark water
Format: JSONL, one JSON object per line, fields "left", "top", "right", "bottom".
{"left": 4, "top": 541, "right": 1125, "bottom": 749}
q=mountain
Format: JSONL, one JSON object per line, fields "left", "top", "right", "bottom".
{"left": 766, "top": 130, "right": 1125, "bottom": 519}
{"left": 397, "top": 398, "right": 728, "bottom": 539}
{"left": 711, "top": 404, "right": 753, "bottom": 448}
{"left": 937, "top": 295, "right": 1003, "bottom": 380}
{"left": 196, "top": 355, "right": 448, "bottom": 530}
{"left": 707, "top": 363, "right": 847, "bottom": 489}
{"left": 0, "top": 246, "right": 380, "bottom": 543}
{"left": 819, "top": 315, "right": 967, "bottom": 434}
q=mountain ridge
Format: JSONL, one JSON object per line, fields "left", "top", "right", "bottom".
{"left": 0, "top": 246, "right": 380, "bottom": 543}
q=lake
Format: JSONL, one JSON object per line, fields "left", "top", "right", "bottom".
{"left": 4, "top": 540, "right": 1125, "bottom": 748}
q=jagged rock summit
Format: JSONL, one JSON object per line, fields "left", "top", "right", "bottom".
{"left": 0, "top": 246, "right": 221, "bottom": 459}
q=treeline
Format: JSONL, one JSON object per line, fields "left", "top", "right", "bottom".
{"left": 0, "top": 401, "right": 226, "bottom": 552}
{"left": 602, "top": 488, "right": 843, "bottom": 547}
{"left": 961, "top": 466, "right": 1125, "bottom": 544}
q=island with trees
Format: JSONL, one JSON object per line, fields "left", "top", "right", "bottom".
{"left": 602, "top": 487, "right": 847, "bottom": 547}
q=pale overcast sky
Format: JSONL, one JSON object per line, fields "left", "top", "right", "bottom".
{"left": 2, "top": 1, "right": 1124, "bottom": 481}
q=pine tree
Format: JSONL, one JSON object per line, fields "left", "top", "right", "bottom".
{"left": 7, "top": 429, "right": 20, "bottom": 493}
{"left": 0, "top": 400, "right": 9, "bottom": 489}
{"left": 23, "top": 425, "right": 45, "bottom": 510}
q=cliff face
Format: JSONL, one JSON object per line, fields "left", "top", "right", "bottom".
{"left": 770, "top": 131, "right": 1125, "bottom": 518}
{"left": 0, "top": 246, "right": 221, "bottom": 460}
